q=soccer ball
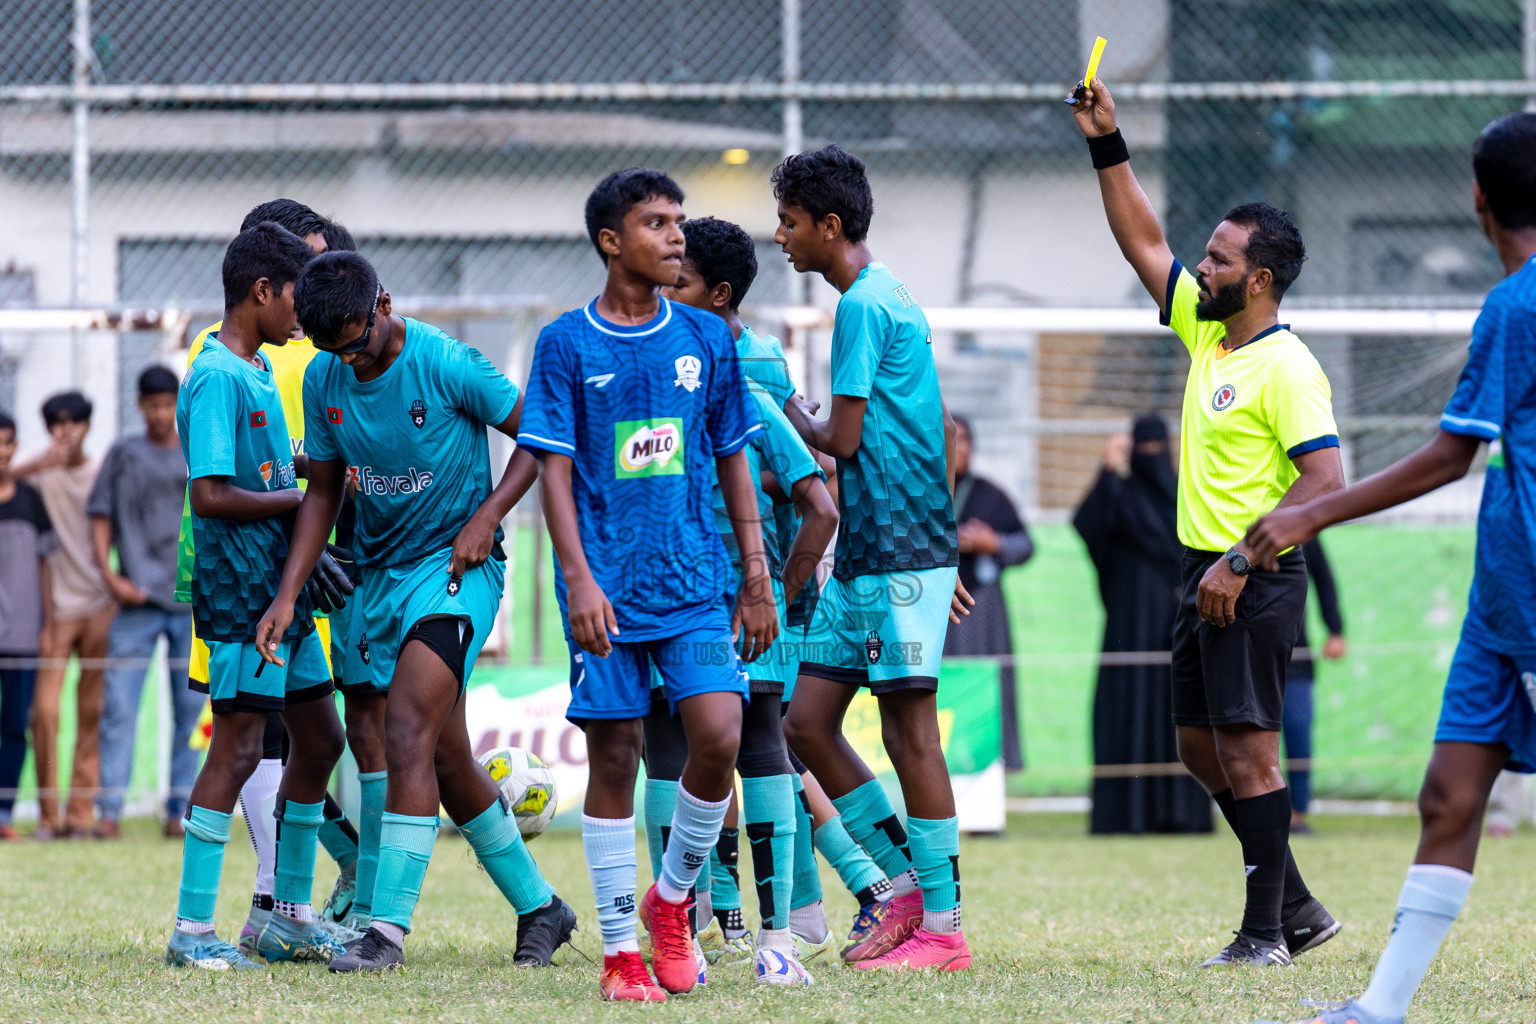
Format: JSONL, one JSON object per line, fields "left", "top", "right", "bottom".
{"left": 477, "top": 746, "right": 558, "bottom": 840}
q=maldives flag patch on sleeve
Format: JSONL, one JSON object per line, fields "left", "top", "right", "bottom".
{"left": 251, "top": 410, "right": 267, "bottom": 428}
{"left": 327, "top": 407, "right": 343, "bottom": 424}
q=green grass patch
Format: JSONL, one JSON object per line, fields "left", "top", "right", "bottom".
{"left": 3, "top": 815, "right": 1534, "bottom": 1022}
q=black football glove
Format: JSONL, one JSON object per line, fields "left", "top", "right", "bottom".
{"left": 305, "top": 544, "right": 356, "bottom": 614}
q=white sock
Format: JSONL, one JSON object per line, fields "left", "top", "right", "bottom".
{"left": 695, "top": 886, "right": 713, "bottom": 929}
{"left": 176, "top": 918, "right": 215, "bottom": 935}
{"left": 923, "top": 905, "right": 963, "bottom": 935}
{"left": 275, "top": 899, "right": 314, "bottom": 924}
{"left": 240, "top": 759, "right": 282, "bottom": 899}
{"left": 370, "top": 921, "right": 405, "bottom": 947}
{"left": 891, "top": 868, "right": 919, "bottom": 896}
{"left": 757, "top": 926, "right": 792, "bottom": 950}
{"left": 1354, "top": 864, "right": 1473, "bottom": 1022}
{"left": 789, "top": 900, "right": 830, "bottom": 943}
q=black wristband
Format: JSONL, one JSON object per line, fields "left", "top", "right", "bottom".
{"left": 1087, "top": 129, "right": 1130, "bottom": 170}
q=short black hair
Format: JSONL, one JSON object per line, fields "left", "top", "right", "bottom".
{"left": 42, "top": 390, "right": 92, "bottom": 426}
{"left": 1222, "top": 202, "right": 1307, "bottom": 299}
{"left": 137, "top": 365, "right": 179, "bottom": 398}
{"left": 295, "top": 250, "right": 380, "bottom": 347}
{"left": 240, "top": 198, "right": 327, "bottom": 240}
{"left": 0, "top": 412, "right": 15, "bottom": 435}
{"left": 222, "top": 222, "right": 315, "bottom": 312}
{"left": 1474, "top": 112, "right": 1536, "bottom": 231}
{"left": 681, "top": 217, "right": 758, "bottom": 310}
{"left": 584, "top": 168, "right": 685, "bottom": 262}
{"left": 771, "top": 145, "right": 874, "bottom": 244}
{"left": 322, "top": 218, "right": 357, "bottom": 253}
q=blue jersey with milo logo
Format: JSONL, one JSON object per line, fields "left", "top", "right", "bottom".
{"left": 1439, "top": 255, "right": 1536, "bottom": 655}
{"left": 829, "top": 262, "right": 958, "bottom": 579}
{"left": 178, "top": 336, "right": 312, "bottom": 642}
{"left": 517, "top": 297, "right": 762, "bottom": 640}
{"left": 303, "top": 318, "right": 519, "bottom": 569}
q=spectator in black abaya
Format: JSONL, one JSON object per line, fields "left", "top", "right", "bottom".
{"left": 942, "top": 415, "right": 1032, "bottom": 772}
{"left": 1284, "top": 537, "right": 1346, "bottom": 836}
{"left": 1074, "top": 413, "right": 1213, "bottom": 834}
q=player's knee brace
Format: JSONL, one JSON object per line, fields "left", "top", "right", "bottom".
{"left": 738, "top": 694, "right": 793, "bottom": 779}
{"left": 641, "top": 695, "right": 689, "bottom": 783}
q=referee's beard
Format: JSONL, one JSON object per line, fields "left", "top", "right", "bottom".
{"left": 1195, "top": 279, "right": 1248, "bottom": 323}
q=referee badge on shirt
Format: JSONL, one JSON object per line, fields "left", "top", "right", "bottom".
{"left": 409, "top": 399, "right": 427, "bottom": 428}
{"left": 1211, "top": 383, "right": 1237, "bottom": 411}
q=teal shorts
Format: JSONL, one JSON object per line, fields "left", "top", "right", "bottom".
{"left": 743, "top": 576, "right": 806, "bottom": 697}
{"left": 330, "top": 588, "right": 380, "bottom": 698}
{"left": 798, "top": 566, "right": 958, "bottom": 695}
{"left": 359, "top": 547, "right": 504, "bottom": 692}
{"left": 198, "top": 629, "right": 333, "bottom": 714}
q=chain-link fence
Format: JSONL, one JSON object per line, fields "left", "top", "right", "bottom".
{"left": 3, "top": 0, "right": 1534, "bottom": 504}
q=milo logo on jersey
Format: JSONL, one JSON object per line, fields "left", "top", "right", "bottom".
{"left": 351, "top": 465, "right": 435, "bottom": 496}
{"left": 615, "top": 418, "right": 685, "bottom": 478}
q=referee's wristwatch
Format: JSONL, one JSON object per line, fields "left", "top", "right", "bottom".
{"left": 1223, "top": 548, "right": 1254, "bottom": 576}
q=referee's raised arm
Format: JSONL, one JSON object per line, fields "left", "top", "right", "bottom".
{"left": 1069, "top": 79, "right": 1176, "bottom": 314}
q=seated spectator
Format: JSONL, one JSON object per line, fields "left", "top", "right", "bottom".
{"left": 0, "top": 412, "right": 57, "bottom": 840}
{"left": 16, "top": 391, "right": 114, "bottom": 839}
{"left": 91, "top": 366, "right": 199, "bottom": 839}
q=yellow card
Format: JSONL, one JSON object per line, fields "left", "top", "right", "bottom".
{"left": 1084, "top": 36, "right": 1107, "bottom": 86}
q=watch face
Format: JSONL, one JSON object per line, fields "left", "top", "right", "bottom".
{"left": 1228, "top": 552, "right": 1250, "bottom": 574}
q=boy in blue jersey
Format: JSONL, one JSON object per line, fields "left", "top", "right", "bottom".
{"left": 775, "top": 145, "right": 975, "bottom": 972}
{"left": 164, "top": 222, "right": 348, "bottom": 970}
{"left": 517, "top": 169, "right": 777, "bottom": 1002}
{"left": 253, "top": 251, "right": 576, "bottom": 974}
{"left": 649, "top": 216, "right": 841, "bottom": 984}
{"left": 1243, "top": 113, "right": 1536, "bottom": 1024}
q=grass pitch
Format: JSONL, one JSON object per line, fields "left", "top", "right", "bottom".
{"left": 2, "top": 814, "right": 1532, "bottom": 1023}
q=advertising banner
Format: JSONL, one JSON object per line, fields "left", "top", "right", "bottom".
{"left": 463, "top": 658, "right": 1005, "bottom": 833}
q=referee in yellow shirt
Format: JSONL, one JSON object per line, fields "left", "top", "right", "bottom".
{"left": 1071, "top": 79, "right": 1345, "bottom": 968}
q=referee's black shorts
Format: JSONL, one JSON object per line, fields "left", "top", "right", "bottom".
{"left": 1171, "top": 547, "right": 1306, "bottom": 732}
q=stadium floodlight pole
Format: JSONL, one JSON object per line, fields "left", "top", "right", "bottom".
{"left": 68, "top": 0, "right": 90, "bottom": 385}
{"left": 1526, "top": 0, "right": 1536, "bottom": 112}
{"left": 781, "top": 0, "right": 814, "bottom": 315}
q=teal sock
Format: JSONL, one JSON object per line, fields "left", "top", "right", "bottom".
{"left": 830, "top": 779, "right": 913, "bottom": 881}
{"left": 354, "top": 770, "right": 387, "bottom": 918}
{"left": 742, "top": 774, "right": 796, "bottom": 931}
{"left": 273, "top": 799, "right": 326, "bottom": 907}
{"left": 318, "top": 808, "right": 359, "bottom": 871}
{"left": 907, "top": 815, "right": 961, "bottom": 933}
{"left": 710, "top": 829, "right": 742, "bottom": 912}
{"left": 1355, "top": 864, "right": 1473, "bottom": 1022}
{"left": 813, "top": 815, "right": 887, "bottom": 902}
{"left": 642, "top": 778, "right": 678, "bottom": 881}
{"left": 459, "top": 800, "right": 554, "bottom": 915}
{"left": 371, "top": 812, "right": 439, "bottom": 933}
{"left": 176, "top": 805, "right": 232, "bottom": 924}
{"left": 790, "top": 776, "right": 822, "bottom": 909}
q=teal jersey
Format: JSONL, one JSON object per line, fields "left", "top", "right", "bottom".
{"left": 712, "top": 383, "right": 822, "bottom": 576}
{"left": 829, "top": 262, "right": 957, "bottom": 580}
{"left": 738, "top": 325, "right": 794, "bottom": 406}
{"left": 303, "top": 318, "right": 519, "bottom": 569}
{"left": 177, "top": 336, "right": 311, "bottom": 642}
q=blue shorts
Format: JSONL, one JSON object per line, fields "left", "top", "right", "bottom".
{"left": 798, "top": 566, "right": 957, "bottom": 695}
{"left": 199, "top": 630, "right": 333, "bottom": 715}
{"left": 359, "top": 548, "right": 504, "bottom": 693}
{"left": 1435, "top": 628, "right": 1536, "bottom": 773}
{"left": 566, "top": 622, "right": 750, "bottom": 724}
{"left": 330, "top": 591, "right": 380, "bottom": 699}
